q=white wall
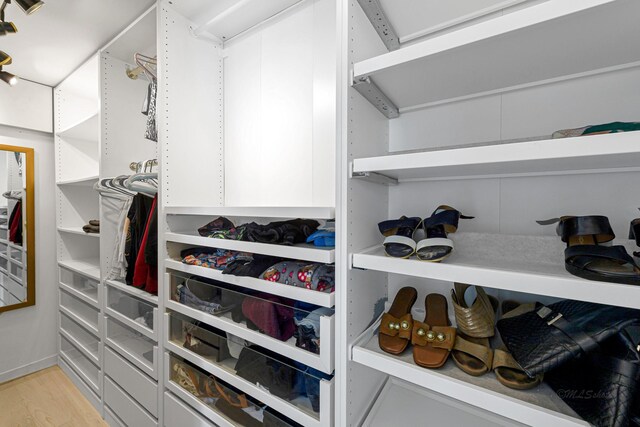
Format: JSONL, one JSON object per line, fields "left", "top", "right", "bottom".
{"left": 0, "top": 80, "right": 53, "bottom": 133}
{"left": 0, "top": 125, "right": 57, "bottom": 383}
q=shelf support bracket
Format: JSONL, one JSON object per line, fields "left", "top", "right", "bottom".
{"left": 353, "top": 76, "right": 399, "bottom": 119}
{"left": 356, "top": 0, "right": 400, "bottom": 51}
{"left": 351, "top": 171, "right": 398, "bottom": 186}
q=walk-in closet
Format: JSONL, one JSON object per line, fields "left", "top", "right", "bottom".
{"left": 0, "top": 0, "right": 639, "bottom": 426}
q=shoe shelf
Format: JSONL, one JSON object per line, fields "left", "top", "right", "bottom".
{"left": 57, "top": 226, "right": 100, "bottom": 238}
{"left": 165, "top": 231, "right": 335, "bottom": 264}
{"left": 106, "top": 279, "right": 159, "bottom": 305}
{"left": 351, "top": 316, "right": 585, "bottom": 426}
{"left": 56, "top": 175, "right": 99, "bottom": 187}
{"left": 353, "top": 0, "right": 639, "bottom": 115}
{"left": 57, "top": 112, "right": 99, "bottom": 143}
{"left": 352, "top": 234, "right": 640, "bottom": 310}
{"left": 60, "top": 334, "right": 101, "bottom": 394}
{"left": 165, "top": 339, "right": 333, "bottom": 427}
{"left": 58, "top": 259, "right": 101, "bottom": 282}
{"left": 165, "top": 205, "right": 335, "bottom": 220}
{"left": 165, "top": 259, "right": 335, "bottom": 308}
{"left": 352, "top": 131, "right": 640, "bottom": 182}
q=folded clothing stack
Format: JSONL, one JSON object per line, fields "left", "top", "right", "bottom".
{"left": 306, "top": 220, "right": 335, "bottom": 247}
{"left": 198, "top": 216, "right": 320, "bottom": 246}
{"left": 181, "top": 247, "right": 252, "bottom": 270}
{"left": 83, "top": 219, "right": 100, "bottom": 234}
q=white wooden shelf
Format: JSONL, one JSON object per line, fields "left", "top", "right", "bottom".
{"left": 58, "top": 227, "right": 100, "bottom": 238}
{"left": 165, "top": 231, "right": 335, "bottom": 264}
{"left": 106, "top": 279, "right": 159, "bottom": 304}
{"left": 352, "top": 316, "right": 584, "bottom": 426}
{"left": 165, "top": 205, "right": 335, "bottom": 219}
{"left": 165, "top": 259, "right": 335, "bottom": 308}
{"left": 166, "top": 299, "right": 334, "bottom": 374}
{"left": 353, "top": 0, "right": 640, "bottom": 111}
{"left": 57, "top": 113, "right": 99, "bottom": 142}
{"left": 352, "top": 235, "right": 640, "bottom": 310}
{"left": 56, "top": 175, "right": 99, "bottom": 186}
{"left": 352, "top": 132, "right": 640, "bottom": 181}
{"left": 58, "top": 259, "right": 101, "bottom": 281}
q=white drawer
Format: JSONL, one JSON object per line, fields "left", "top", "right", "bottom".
{"left": 105, "top": 377, "right": 157, "bottom": 427}
{"left": 164, "top": 392, "right": 214, "bottom": 427}
{"left": 104, "top": 407, "right": 125, "bottom": 427}
{"left": 105, "top": 347, "right": 158, "bottom": 417}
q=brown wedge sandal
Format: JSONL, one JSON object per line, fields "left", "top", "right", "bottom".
{"left": 450, "top": 284, "right": 497, "bottom": 376}
{"left": 493, "top": 301, "right": 543, "bottom": 390}
{"left": 412, "top": 293, "right": 456, "bottom": 368}
{"left": 379, "top": 287, "right": 417, "bottom": 355}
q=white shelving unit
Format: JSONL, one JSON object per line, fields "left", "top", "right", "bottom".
{"left": 158, "top": 0, "right": 339, "bottom": 424}
{"left": 54, "top": 53, "right": 103, "bottom": 414}
{"left": 341, "top": 0, "right": 640, "bottom": 425}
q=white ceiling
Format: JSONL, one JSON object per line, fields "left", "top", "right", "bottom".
{"left": 0, "top": 0, "right": 155, "bottom": 87}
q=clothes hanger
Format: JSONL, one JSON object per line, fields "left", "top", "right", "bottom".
{"left": 124, "top": 173, "right": 158, "bottom": 196}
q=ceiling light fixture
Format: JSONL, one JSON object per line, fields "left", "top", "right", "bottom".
{"left": 14, "top": 0, "right": 43, "bottom": 15}
{"left": 0, "top": 21, "right": 16, "bottom": 35}
{"left": 0, "top": 51, "right": 11, "bottom": 66}
{"left": 0, "top": 68, "right": 17, "bottom": 86}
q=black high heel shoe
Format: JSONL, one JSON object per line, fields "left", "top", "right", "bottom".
{"left": 539, "top": 215, "right": 640, "bottom": 285}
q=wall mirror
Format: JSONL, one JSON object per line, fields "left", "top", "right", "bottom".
{"left": 0, "top": 145, "right": 34, "bottom": 313}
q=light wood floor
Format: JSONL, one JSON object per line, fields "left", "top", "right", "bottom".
{"left": 0, "top": 366, "right": 107, "bottom": 427}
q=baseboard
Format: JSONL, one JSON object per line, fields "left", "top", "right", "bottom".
{"left": 0, "top": 354, "right": 58, "bottom": 384}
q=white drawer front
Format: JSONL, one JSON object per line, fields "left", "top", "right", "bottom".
{"left": 164, "top": 392, "right": 214, "bottom": 427}
{"left": 105, "top": 347, "right": 158, "bottom": 417}
{"left": 105, "top": 377, "right": 157, "bottom": 427}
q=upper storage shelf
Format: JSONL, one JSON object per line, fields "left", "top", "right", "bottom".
{"left": 352, "top": 131, "right": 640, "bottom": 181}
{"left": 58, "top": 113, "right": 99, "bottom": 143}
{"left": 165, "top": 206, "right": 335, "bottom": 219}
{"left": 354, "top": 0, "right": 640, "bottom": 114}
{"left": 172, "top": 0, "right": 303, "bottom": 41}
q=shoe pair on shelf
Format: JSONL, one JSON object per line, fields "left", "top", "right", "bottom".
{"left": 540, "top": 215, "right": 640, "bottom": 286}
{"left": 378, "top": 205, "right": 473, "bottom": 262}
{"left": 378, "top": 284, "right": 542, "bottom": 390}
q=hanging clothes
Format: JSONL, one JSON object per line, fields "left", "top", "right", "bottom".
{"left": 133, "top": 195, "right": 158, "bottom": 294}
{"left": 124, "top": 193, "right": 154, "bottom": 285}
{"left": 105, "top": 197, "right": 133, "bottom": 281}
{"left": 8, "top": 201, "right": 22, "bottom": 245}
{"left": 144, "top": 78, "right": 158, "bottom": 142}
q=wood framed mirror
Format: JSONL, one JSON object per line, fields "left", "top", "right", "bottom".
{"left": 0, "top": 145, "right": 35, "bottom": 313}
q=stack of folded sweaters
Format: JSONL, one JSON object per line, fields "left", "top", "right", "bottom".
{"left": 83, "top": 219, "right": 100, "bottom": 234}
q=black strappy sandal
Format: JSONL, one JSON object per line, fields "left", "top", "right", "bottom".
{"left": 378, "top": 216, "right": 421, "bottom": 258}
{"left": 413, "top": 205, "right": 473, "bottom": 262}
{"left": 539, "top": 215, "right": 640, "bottom": 285}
{"left": 629, "top": 217, "right": 640, "bottom": 258}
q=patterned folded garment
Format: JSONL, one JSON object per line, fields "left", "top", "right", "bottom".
{"left": 182, "top": 248, "right": 252, "bottom": 270}
{"left": 261, "top": 261, "right": 335, "bottom": 293}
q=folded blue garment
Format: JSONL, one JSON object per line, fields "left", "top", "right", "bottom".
{"left": 306, "top": 230, "right": 335, "bottom": 247}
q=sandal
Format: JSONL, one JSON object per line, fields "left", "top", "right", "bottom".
{"left": 629, "top": 217, "right": 640, "bottom": 258}
{"left": 539, "top": 215, "right": 640, "bottom": 285}
{"left": 450, "top": 284, "right": 496, "bottom": 376}
{"left": 379, "top": 286, "right": 417, "bottom": 354}
{"left": 493, "top": 301, "right": 543, "bottom": 390}
{"left": 412, "top": 293, "right": 456, "bottom": 368}
{"left": 414, "top": 206, "right": 473, "bottom": 262}
{"left": 378, "top": 216, "right": 421, "bottom": 258}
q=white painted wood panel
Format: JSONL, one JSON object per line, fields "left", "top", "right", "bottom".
{"left": 0, "top": 80, "right": 53, "bottom": 133}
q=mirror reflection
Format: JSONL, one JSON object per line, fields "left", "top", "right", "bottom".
{"left": 0, "top": 149, "right": 30, "bottom": 309}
